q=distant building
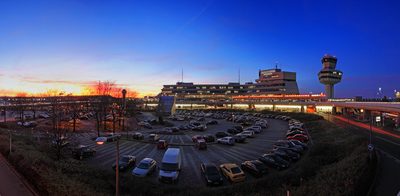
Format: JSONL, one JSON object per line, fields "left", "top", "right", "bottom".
{"left": 396, "top": 92, "right": 400, "bottom": 100}
{"left": 161, "top": 67, "right": 299, "bottom": 101}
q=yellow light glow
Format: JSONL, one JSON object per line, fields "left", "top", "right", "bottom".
{"left": 275, "top": 105, "right": 302, "bottom": 109}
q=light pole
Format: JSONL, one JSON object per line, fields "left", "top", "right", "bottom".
{"left": 96, "top": 137, "right": 120, "bottom": 196}
{"left": 9, "top": 130, "right": 12, "bottom": 156}
{"left": 121, "top": 89, "right": 127, "bottom": 137}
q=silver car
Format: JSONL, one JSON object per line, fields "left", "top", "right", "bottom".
{"left": 132, "top": 158, "right": 157, "bottom": 177}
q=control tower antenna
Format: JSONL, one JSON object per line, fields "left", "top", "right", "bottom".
{"left": 181, "top": 68, "right": 183, "bottom": 83}
{"left": 238, "top": 68, "right": 241, "bottom": 84}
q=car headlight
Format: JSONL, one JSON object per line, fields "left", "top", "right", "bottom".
{"left": 207, "top": 180, "right": 212, "bottom": 183}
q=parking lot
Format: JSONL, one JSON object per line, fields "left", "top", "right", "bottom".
{"left": 72, "top": 112, "right": 290, "bottom": 187}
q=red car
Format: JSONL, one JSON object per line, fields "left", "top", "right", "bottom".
{"left": 192, "top": 135, "right": 204, "bottom": 143}
{"left": 287, "top": 134, "right": 308, "bottom": 143}
{"left": 157, "top": 140, "right": 168, "bottom": 149}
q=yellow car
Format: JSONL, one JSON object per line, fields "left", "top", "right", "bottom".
{"left": 220, "top": 163, "right": 246, "bottom": 183}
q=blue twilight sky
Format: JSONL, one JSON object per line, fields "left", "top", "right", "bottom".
{"left": 0, "top": 0, "right": 399, "bottom": 97}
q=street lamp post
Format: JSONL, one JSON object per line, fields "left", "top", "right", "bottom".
{"left": 96, "top": 137, "right": 120, "bottom": 196}
{"left": 9, "top": 130, "right": 12, "bottom": 155}
{"left": 121, "top": 89, "right": 127, "bottom": 137}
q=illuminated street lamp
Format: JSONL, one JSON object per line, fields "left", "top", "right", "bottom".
{"left": 95, "top": 136, "right": 120, "bottom": 196}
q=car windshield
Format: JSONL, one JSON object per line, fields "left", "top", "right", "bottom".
{"left": 137, "top": 162, "right": 150, "bottom": 169}
{"left": 206, "top": 166, "right": 219, "bottom": 175}
{"left": 161, "top": 162, "right": 178, "bottom": 171}
{"left": 121, "top": 157, "right": 130, "bottom": 163}
{"left": 231, "top": 167, "right": 241, "bottom": 174}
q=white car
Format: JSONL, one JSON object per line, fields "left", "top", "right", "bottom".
{"left": 250, "top": 126, "right": 262, "bottom": 133}
{"left": 240, "top": 130, "right": 255, "bottom": 138}
{"left": 217, "top": 137, "right": 235, "bottom": 145}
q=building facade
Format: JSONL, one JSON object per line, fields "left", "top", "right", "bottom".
{"left": 161, "top": 68, "right": 299, "bottom": 101}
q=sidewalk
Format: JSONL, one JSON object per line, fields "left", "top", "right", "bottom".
{"left": 0, "top": 154, "right": 36, "bottom": 196}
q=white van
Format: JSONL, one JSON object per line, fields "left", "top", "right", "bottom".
{"left": 158, "top": 148, "right": 182, "bottom": 183}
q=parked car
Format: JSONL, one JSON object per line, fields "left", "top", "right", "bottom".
{"left": 112, "top": 155, "right": 136, "bottom": 171}
{"left": 227, "top": 128, "right": 242, "bottom": 134}
{"left": 289, "top": 140, "right": 308, "bottom": 150}
{"left": 220, "top": 163, "right": 246, "bottom": 183}
{"left": 23, "top": 121, "right": 38, "bottom": 127}
{"left": 132, "top": 158, "right": 157, "bottom": 177}
{"left": 195, "top": 139, "right": 207, "bottom": 150}
{"left": 203, "top": 134, "right": 215, "bottom": 142}
{"left": 274, "top": 140, "right": 304, "bottom": 153}
{"left": 258, "top": 154, "right": 289, "bottom": 170}
{"left": 148, "top": 134, "right": 160, "bottom": 142}
{"left": 192, "top": 135, "right": 204, "bottom": 143}
{"left": 201, "top": 163, "right": 223, "bottom": 186}
{"left": 234, "top": 125, "right": 244, "bottom": 132}
{"left": 72, "top": 145, "right": 96, "bottom": 160}
{"left": 272, "top": 148, "right": 300, "bottom": 161}
{"left": 233, "top": 135, "right": 246, "bottom": 143}
{"left": 217, "top": 137, "right": 235, "bottom": 145}
{"left": 240, "top": 160, "right": 268, "bottom": 177}
{"left": 192, "top": 125, "right": 207, "bottom": 131}
{"left": 132, "top": 132, "right": 144, "bottom": 140}
{"left": 238, "top": 130, "right": 255, "bottom": 138}
{"left": 206, "top": 120, "right": 218, "bottom": 125}
{"left": 250, "top": 126, "right": 262, "bottom": 133}
{"left": 157, "top": 140, "right": 169, "bottom": 150}
{"left": 286, "top": 130, "right": 306, "bottom": 137}
{"left": 287, "top": 134, "right": 309, "bottom": 143}
{"left": 215, "top": 131, "right": 229, "bottom": 138}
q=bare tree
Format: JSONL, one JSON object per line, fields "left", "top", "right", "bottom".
{"left": 46, "top": 91, "right": 69, "bottom": 160}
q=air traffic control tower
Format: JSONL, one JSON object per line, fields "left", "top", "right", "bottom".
{"left": 318, "top": 54, "right": 342, "bottom": 99}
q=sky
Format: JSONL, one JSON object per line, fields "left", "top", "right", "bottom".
{"left": 0, "top": 0, "right": 400, "bottom": 98}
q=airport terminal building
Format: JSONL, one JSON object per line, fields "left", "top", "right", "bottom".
{"left": 161, "top": 68, "right": 299, "bottom": 101}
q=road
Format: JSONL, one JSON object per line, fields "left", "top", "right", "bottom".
{"left": 71, "top": 117, "right": 288, "bottom": 187}
{"left": 322, "top": 114, "right": 400, "bottom": 196}
{"left": 0, "top": 154, "right": 35, "bottom": 196}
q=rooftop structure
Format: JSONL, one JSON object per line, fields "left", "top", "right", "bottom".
{"left": 318, "top": 54, "right": 343, "bottom": 99}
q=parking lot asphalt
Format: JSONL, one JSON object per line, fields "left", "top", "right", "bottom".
{"left": 72, "top": 116, "right": 288, "bottom": 187}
